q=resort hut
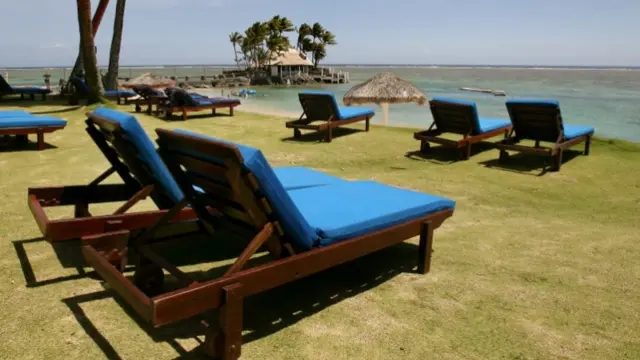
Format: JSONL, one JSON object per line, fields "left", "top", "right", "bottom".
{"left": 269, "top": 48, "right": 313, "bottom": 78}
{"left": 343, "top": 72, "right": 426, "bottom": 125}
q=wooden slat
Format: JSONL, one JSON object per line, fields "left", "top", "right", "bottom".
{"left": 83, "top": 245, "right": 153, "bottom": 322}
{"left": 174, "top": 153, "right": 229, "bottom": 180}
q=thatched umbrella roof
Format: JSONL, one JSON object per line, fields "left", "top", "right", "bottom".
{"left": 121, "top": 72, "right": 176, "bottom": 89}
{"left": 343, "top": 72, "right": 426, "bottom": 125}
{"left": 343, "top": 72, "right": 426, "bottom": 106}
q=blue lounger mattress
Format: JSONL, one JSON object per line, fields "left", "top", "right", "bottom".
{"left": 431, "top": 96, "right": 511, "bottom": 134}
{"left": 105, "top": 90, "right": 136, "bottom": 98}
{"left": 0, "top": 110, "right": 33, "bottom": 118}
{"left": 0, "top": 116, "right": 67, "bottom": 128}
{"left": 88, "top": 107, "right": 346, "bottom": 205}
{"left": 298, "top": 90, "right": 375, "bottom": 120}
{"left": 169, "top": 128, "right": 455, "bottom": 250}
{"left": 289, "top": 181, "right": 455, "bottom": 247}
{"left": 505, "top": 99, "right": 595, "bottom": 140}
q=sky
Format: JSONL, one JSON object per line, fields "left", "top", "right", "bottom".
{"left": 0, "top": 0, "right": 639, "bottom": 67}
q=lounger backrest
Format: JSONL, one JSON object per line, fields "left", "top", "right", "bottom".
{"left": 298, "top": 91, "right": 342, "bottom": 121}
{"left": 429, "top": 97, "right": 479, "bottom": 135}
{"left": 70, "top": 76, "right": 91, "bottom": 94}
{"left": 505, "top": 99, "right": 564, "bottom": 142}
{"left": 87, "top": 107, "right": 184, "bottom": 208}
{"left": 133, "top": 84, "right": 164, "bottom": 98}
{"left": 167, "top": 87, "right": 200, "bottom": 107}
{"left": 155, "top": 129, "right": 320, "bottom": 251}
{"left": 0, "top": 75, "right": 14, "bottom": 92}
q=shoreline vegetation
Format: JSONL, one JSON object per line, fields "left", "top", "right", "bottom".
{"left": 0, "top": 101, "right": 639, "bottom": 360}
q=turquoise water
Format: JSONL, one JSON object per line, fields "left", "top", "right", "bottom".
{"left": 3, "top": 66, "right": 640, "bottom": 142}
{"left": 228, "top": 67, "right": 640, "bottom": 142}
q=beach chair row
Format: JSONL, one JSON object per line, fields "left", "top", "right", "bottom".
{"left": 291, "top": 92, "right": 594, "bottom": 172}
{"left": 26, "top": 107, "right": 455, "bottom": 359}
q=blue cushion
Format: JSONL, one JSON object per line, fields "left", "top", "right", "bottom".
{"left": 506, "top": 99, "right": 595, "bottom": 139}
{"left": 288, "top": 181, "right": 456, "bottom": 246}
{"left": 272, "top": 167, "right": 347, "bottom": 190}
{"left": 0, "top": 116, "right": 66, "bottom": 128}
{"left": 476, "top": 118, "right": 511, "bottom": 134}
{"left": 431, "top": 96, "right": 482, "bottom": 132}
{"left": 563, "top": 124, "right": 594, "bottom": 140}
{"left": 72, "top": 77, "right": 91, "bottom": 93}
{"left": 91, "top": 107, "right": 185, "bottom": 204}
{"left": 171, "top": 129, "right": 319, "bottom": 249}
{"left": 337, "top": 106, "right": 375, "bottom": 120}
{"left": 105, "top": 90, "right": 136, "bottom": 97}
{"left": 0, "top": 110, "right": 32, "bottom": 118}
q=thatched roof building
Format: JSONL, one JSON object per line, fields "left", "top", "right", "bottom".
{"left": 270, "top": 48, "right": 312, "bottom": 77}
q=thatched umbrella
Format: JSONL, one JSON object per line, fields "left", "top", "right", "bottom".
{"left": 343, "top": 72, "right": 426, "bottom": 125}
{"left": 121, "top": 72, "right": 176, "bottom": 89}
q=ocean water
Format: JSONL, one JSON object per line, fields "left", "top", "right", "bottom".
{"left": 3, "top": 66, "right": 640, "bottom": 142}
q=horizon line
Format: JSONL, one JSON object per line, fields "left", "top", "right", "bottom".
{"left": 1, "top": 63, "right": 639, "bottom": 70}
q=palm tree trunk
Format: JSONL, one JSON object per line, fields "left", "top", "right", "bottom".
{"left": 105, "top": 0, "right": 126, "bottom": 90}
{"left": 77, "top": 0, "right": 105, "bottom": 103}
{"left": 66, "top": 0, "right": 109, "bottom": 93}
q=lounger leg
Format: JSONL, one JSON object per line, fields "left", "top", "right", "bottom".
{"left": 37, "top": 132, "right": 44, "bottom": 151}
{"left": 499, "top": 149, "right": 509, "bottom": 162}
{"left": 326, "top": 125, "right": 333, "bottom": 143}
{"left": 212, "top": 108, "right": 217, "bottom": 116}
{"left": 584, "top": 135, "right": 591, "bottom": 156}
{"left": 31, "top": 94, "right": 35, "bottom": 101}
{"left": 420, "top": 140, "right": 430, "bottom": 154}
{"left": 42, "top": 93, "right": 46, "bottom": 100}
{"left": 463, "top": 142, "right": 472, "bottom": 160}
{"left": 230, "top": 106, "right": 234, "bottom": 116}
{"left": 365, "top": 117, "right": 370, "bottom": 132}
{"left": 182, "top": 111, "right": 188, "bottom": 121}
{"left": 204, "top": 283, "right": 244, "bottom": 360}
{"left": 293, "top": 128, "right": 301, "bottom": 138}
{"left": 418, "top": 221, "right": 434, "bottom": 274}
{"left": 552, "top": 150, "right": 563, "bottom": 172}
{"left": 21, "top": 94, "right": 25, "bottom": 100}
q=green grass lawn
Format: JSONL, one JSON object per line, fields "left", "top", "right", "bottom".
{"left": 1, "top": 100, "right": 639, "bottom": 360}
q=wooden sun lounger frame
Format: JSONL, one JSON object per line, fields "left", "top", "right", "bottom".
{"left": 82, "top": 129, "right": 454, "bottom": 359}
{"left": 285, "top": 93, "right": 373, "bottom": 142}
{"left": 0, "top": 125, "right": 65, "bottom": 150}
{"left": 27, "top": 112, "right": 198, "bottom": 245}
{"left": 414, "top": 100, "right": 512, "bottom": 160}
{"left": 162, "top": 101, "right": 240, "bottom": 121}
{"left": 134, "top": 95, "right": 168, "bottom": 115}
{"left": 68, "top": 78, "right": 133, "bottom": 105}
{"left": 0, "top": 91, "right": 49, "bottom": 101}
{"left": 494, "top": 104, "right": 592, "bottom": 172}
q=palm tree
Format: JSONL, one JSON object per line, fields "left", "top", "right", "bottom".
{"left": 105, "top": 0, "right": 126, "bottom": 90}
{"left": 296, "top": 23, "right": 311, "bottom": 53}
{"left": 76, "top": 0, "right": 104, "bottom": 103}
{"left": 229, "top": 32, "right": 243, "bottom": 69}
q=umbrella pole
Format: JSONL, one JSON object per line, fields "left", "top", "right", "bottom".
{"left": 380, "top": 103, "right": 389, "bottom": 126}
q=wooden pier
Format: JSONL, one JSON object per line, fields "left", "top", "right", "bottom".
{"left": 311, "top": 68, "right": 350, "bottom": 84}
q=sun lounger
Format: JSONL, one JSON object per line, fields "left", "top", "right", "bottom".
{"left": 286, "top": 91, "right": 375, "bottom": 142}
{"left": 414, "top": 97, "right": 512, "bottom": 160}
{"left": 28, "top": 107, "right": 347, "bottom": 243}
{"left": 161, "top": 87, "right": 241, "bottom": 120}
{"left": 131, "top": 85, "right": 168, "bottom": 115}
{"left": 495, "top": 99, "right": 595, "bottom": 171}
{"left": 0, "top": 114, "right": 66, "bottom": 150}
{"left": 81, "top": 128, "right": 455, "bottom": 359}
{"left": 68, "top": 76, "right": 136, "bottom": 105}
{"left": 0, "top": 74, "right": 51, "bottom": 101}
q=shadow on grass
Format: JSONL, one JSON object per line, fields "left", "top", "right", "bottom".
{"left": 281, "top": 127, "right": 364, "bottom": 143}
{"left": 30, "top": 105, "right": 84, "bottom": 115}
{"left": 0, "top": 138, "right": 58, "bottom": 152}
{"left": 479, "top": 150, "right": 583, "bottom": 176}
{"left": 405, "top": 142, "right": 497, "bottom": 164}
{"left": 13, "top": 238, "right": 89, "bottom": 288}
{"left": 62, "top": 240, "right": 422, "bottom": 359}
{"left": 0, "top": 96, "right": 70, "bottom": 107}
